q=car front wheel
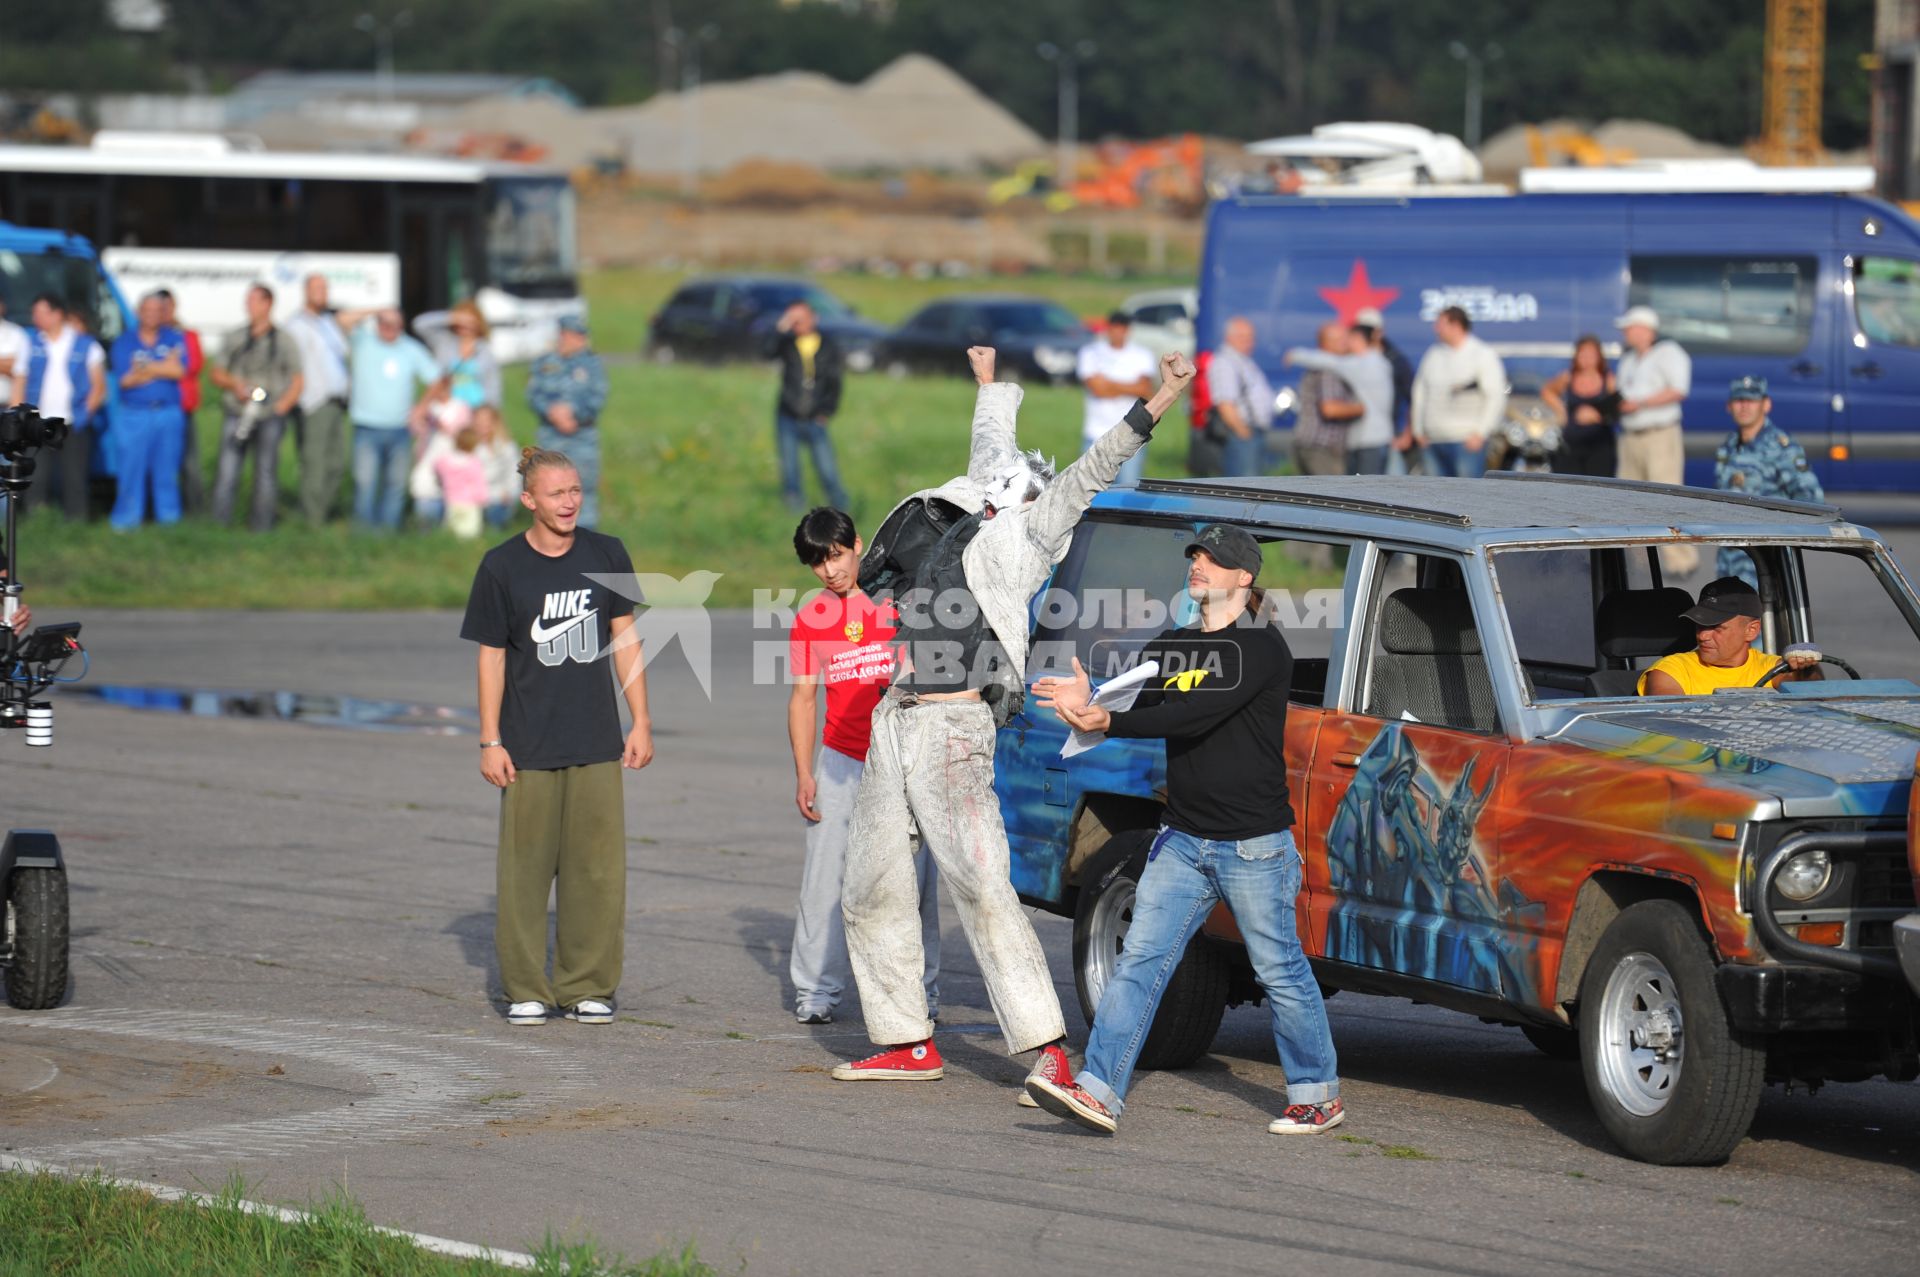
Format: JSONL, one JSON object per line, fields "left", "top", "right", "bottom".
{"left": 4, "top": 867, "right": 69, "bottom": 1010}
{"left": 1071, "top": 830, "right": 1229, "bottom": 1071}
{"left": 1577, "top": 900, "right": 1765, "bottom": 1164}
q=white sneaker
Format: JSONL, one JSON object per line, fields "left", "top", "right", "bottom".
{"left": 564, "top": 998, "right": 614, "bottom": 1025}
{"left": 506, "top": 1001, "right": 547, "bottom": 1026}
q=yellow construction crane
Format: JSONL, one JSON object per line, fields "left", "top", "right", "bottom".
{"left": 1758, "top": 0, "right": 1825, "bottom": 165}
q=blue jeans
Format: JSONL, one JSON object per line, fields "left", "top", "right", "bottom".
{"left": 1425, "top": 440, "right": 1486, "bottom": 479}
{"left": 1348, "top": 444, "right": 1390, "bottom": 475}
{"left": 539, "top": 423, "right": 601, "bottom": 528}
{"left": 1222, "top": 432, "right": 1264, "bottom": 478}
{"left": 776, "top": 413, "right": 848, "bottom": 510}
{"left": 1077, "top": 827, "right": 1339, "bottom": 1114}
{"left": 352, "top": 423, "right": 412, "bottom": 530}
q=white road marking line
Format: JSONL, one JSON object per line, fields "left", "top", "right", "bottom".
{"left": 16, "top": 1054, "right": 61, "bottom": 1094}
{"left": 7, "top": 1009, "right": 593, "bottom": 1166}
{"left": 0, "top": 1153, "right": 538, "bottom": 1270}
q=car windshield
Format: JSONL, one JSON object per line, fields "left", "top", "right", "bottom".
{"left": 1492, "top": 540, "right": 1920, "bottom": 702}
{"left": 747, "top": 283, "right": 854, "bottom": 319}
{"left": 979, "top": 301, "right": 1085, "bottom": 336}
{"left": 0, "top": 249, "right": 124, "bottom": 342}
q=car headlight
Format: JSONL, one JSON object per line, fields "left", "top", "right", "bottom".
{"left": 845, "top": 348, "right": 875, "bottom": 372}
{"left": 1776, "top": 849, "right": 1832, "bottom": 901}
{"left": 1033, "top": 346, "right": 1076, "bottom": 375}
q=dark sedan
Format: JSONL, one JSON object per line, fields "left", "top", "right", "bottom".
{"left": 646, "top": 276, "right": 886, "bottom": 370}
{"left": 880, "top": 295, "right": 1091, "bottom": 384}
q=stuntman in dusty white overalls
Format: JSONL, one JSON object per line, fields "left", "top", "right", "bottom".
{"left": 834, "top": 344, "right": 1196, "bottom": 1091}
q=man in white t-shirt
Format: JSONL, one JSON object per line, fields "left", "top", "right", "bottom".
{"left": 0, "top": 298, "right": 28, "bottom": 407}
{"left": 9, "top": 294, "right": 106, "bottom": 520}
{"left": 1614, "top": 305, "right": 1698, "bottom": 575}
{"left": 1077, "top": 311, "right": 1157, "bottom": 486}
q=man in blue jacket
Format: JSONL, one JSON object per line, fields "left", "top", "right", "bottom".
{"left": 108, "top": 292, "right": 189, "bottom": 530}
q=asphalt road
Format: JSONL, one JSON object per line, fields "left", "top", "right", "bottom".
{"left": 3, "top": 515, "right": 1920, "bottom": 1275}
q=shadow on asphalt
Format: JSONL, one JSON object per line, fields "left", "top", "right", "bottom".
{"left": 443, "top": 906, "right": 502, "bottom": 999}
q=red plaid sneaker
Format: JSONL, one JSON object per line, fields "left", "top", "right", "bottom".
{"left": 1025, "top": 1075, "right": 1117, "bottom": 1134}
{"left": 1267, "top": 1097, "right": 1345, "bottom": 1135}
{"left": 1018, "top": 1042, "right": 1071, "bottom": 1109}
{"left": 831, "top": 1039, "right": 944, "bottom": 1081}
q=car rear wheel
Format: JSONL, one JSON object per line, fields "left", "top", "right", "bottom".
{"left": 1072, "top": 830, "right": 1229, "bottom": 1071}
{"left": 1576, "top": 900, "right": 1764, "bottom": 1164}
{"left": 4, "top": 867, "right": 69, "bottom": 1010}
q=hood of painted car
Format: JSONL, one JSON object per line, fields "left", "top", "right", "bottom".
{"left": 1553, "top": 693, "right": 1920, "bottom": 817}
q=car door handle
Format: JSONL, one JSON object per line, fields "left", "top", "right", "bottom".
{"left": 1331, "top": 752, "right": 1363, "bottom": 768}
{"left": 1788, "top": 360, "right": 1821, "bottom": 377}
{"left": 1851, "top": 362, "right": 1884, "bottom": 380}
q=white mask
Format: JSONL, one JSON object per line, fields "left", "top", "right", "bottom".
{"left": 986, "top": 461, "right": 1034, "bottom": 512}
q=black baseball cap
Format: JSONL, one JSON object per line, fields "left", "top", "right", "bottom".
{"left": 1680, "top": 577, "right": 1764, "bottom": 626}
{"left": 1185, "top": 524, "right": 1263, "bottom": 577}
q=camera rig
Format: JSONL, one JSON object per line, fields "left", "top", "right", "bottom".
{"left": 0, "top": 402, "right": 82, "bottom": 1010}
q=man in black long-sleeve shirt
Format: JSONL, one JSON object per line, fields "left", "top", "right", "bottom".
{"left": 771, "top": 301, "right": 849, "bottom": 511}
{"left": 1028, "top": 523, "right": 1344, "bottom": 1135}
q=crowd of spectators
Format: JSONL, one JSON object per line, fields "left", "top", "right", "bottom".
{"left": 0, "top": 275, "right": 606, "bottom": 538}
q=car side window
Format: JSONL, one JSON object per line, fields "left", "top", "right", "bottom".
{"left": 1490, "top": 547, "right": 1598, "bottom": 699}
{"left": 909, "top": 304, "right": 950, "bottom": 335}
{"left": 1853, "top": 257, "right": 1920, "bottom": 349}
{"left": 1361, "top": 550, "right": 1501, "bottom": 733}
{"left": 672, "top": 285, "right": 716, "bottom": 313}
{"left": 1032, "top": 519, "right": 1351, "bottom": 707}
{"left": 1628, "top": 255, "right": 1816, "bottom": 356}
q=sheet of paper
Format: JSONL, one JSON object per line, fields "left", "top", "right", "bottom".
{"left": 1060, "top": 660, "right": 1160, "bottom": 758}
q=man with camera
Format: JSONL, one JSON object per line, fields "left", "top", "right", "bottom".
{"left": 208, "top": 284, "right": 303, "bottom": 532}
{"left": 10, "top": 294, "right": 105, "bottom": 520}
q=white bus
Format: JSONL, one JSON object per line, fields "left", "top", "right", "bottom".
{"left": 0, "top": 133, "right": 582, "bottom": 361}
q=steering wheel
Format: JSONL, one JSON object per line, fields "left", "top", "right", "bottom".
{"left": 1752, "top": 653, "right": 1861, "bottom": 686}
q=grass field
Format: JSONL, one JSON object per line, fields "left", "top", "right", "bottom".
{"left": 30, "top": 267, "right": 1203, "bottom": 611}
{"left": 0, "top": 1168, "right": 715, "bottom": 1276}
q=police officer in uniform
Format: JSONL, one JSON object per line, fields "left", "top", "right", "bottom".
{"left": 1715, "top": 375, "right": 1824, "bottom": 585}
{"left": 526, "top": 315, "right": 610, "bottom": 528}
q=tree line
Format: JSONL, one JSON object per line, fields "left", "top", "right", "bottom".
{"left": 7, "top": 0, "right": 1877, "bottom": 153}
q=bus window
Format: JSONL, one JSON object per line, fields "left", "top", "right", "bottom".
{"left": 487, "top": 177, "right": 576, "bottom": 295}
{"left": 1853, "top": 257, "right": 1920, "bottom": 348}
{"left": 1628, "top": 256, "right": 1816, "bottom": 356}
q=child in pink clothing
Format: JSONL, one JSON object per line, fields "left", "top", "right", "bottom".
{"left": 433, "top": 427, "right": 490, "bottom": 539}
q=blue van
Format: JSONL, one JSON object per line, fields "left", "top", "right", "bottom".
{"left": 1196, "top": 192, "right": 1920, "bottom": 491}
{"left": 0, "top": 221, "right": 133, "bottom": 478}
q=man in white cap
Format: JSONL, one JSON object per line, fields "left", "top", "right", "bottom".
{"left": 1353, "top": 306, "right": 1416, "bottom": 473}
{"left": 1614, "top": 305, "right": 1697, "bottom": 574}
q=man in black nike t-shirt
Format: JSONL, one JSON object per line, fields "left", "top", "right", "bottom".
{"left": 1027, "top": 523, "right": 1345, "bottom": 1136}
{"left": 460, "top": 446, "right": 653, "bottom": 1028}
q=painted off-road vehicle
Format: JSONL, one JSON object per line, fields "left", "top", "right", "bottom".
{"left": 996, "top": 472, "right": 1920, "bottom": 1165}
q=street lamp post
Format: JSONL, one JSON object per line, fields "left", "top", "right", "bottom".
{"left": 1448, "top": 40, "right": 1502, "bottom": 151}
{"left": 354, "top": 9, "right": 413, "bottom": 104}
{"left": 1036, "top": 39, "right": 1096, "bottom": 192}
{"left": 665, "top": 24, "right": 720, "bottom": 198}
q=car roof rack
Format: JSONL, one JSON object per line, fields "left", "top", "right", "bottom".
{"left": 1133, "top": 478, "right": 1473, "bottom": 527}
{"left": 1480, "top": 470, "right": 1842, "bottom": 520}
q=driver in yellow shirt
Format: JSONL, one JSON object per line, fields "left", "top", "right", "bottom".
{"left": 1640, "top": 576, "right": 1821, "bottom": 695}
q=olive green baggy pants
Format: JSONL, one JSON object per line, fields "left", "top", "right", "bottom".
{"left": 496, "top": 761, "right": 626, "bottom": 1007}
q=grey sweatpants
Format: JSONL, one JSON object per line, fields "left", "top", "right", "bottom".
{"left": 792, "top": 744, "right": 940, "bottom": 1015}
{"left": 843, "top": 692, "right": 1067, "bottom": 1055}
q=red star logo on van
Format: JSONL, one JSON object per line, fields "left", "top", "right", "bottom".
{"left": 1318, "top": 260, "right": 1400, "bottom": 325}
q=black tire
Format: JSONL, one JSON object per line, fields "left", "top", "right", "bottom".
{"left": 1520, "top": 1022, "right": 1580, "bottom": 1060}
{"left": 1576, "top": 900, "right": 1764, "bottom": 1165}
{"left": 4, "top": 867, "right": 70, "bottom": 1011}
{"left": 1071, "top": 830, "right": 1229, "bottom": 1071}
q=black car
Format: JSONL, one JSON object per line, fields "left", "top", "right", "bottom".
{"left": 646, "top": 276, "right": 886, "bottom": 370}
{"left": 880, "top": 295, "right": 1092, "bottom": 384}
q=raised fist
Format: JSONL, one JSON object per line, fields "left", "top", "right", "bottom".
{"left": 1160, "top": 351, "right": 1197, "bottom": 393}
{"left": 967, "top": 346, "right": 996, "bottom": 386}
